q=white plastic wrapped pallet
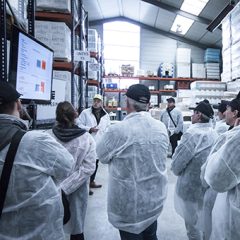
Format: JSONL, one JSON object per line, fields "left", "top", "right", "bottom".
{"left": 176, "top": 48, "right": 191, "bottom": 78}
{"left": 192, "top": 63, "right": 206, "bottom": 78}
{"left": 36, "top": 0, "right": 71, "bottom": 12}
{"left": 35, "top": 21, "right": 71, "bottom": 61}
{"left": 231, "top": 41, "right": 240, "bottom": 80}
{"left": 88, "top": 29, "right": 98, "bottom": 52}
{"left": 53, "top": 71, "right": 71, "bottom": 102}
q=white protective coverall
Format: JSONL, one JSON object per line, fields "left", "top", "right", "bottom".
{"left": 49, "top": 130, "right": 96, "bottom": 234}
{"left": 200, "top": 125, "right": 230, "bottom": 240}
{"left": 96, "top": 111, "right": 169, "bottom": 234}
{"left": 214, "top": 119, "right": 228, "bottom": 135}
{"left": 204, "top": 125, "right": 240, "bottom": 240}
{"left": 0, "top": 116, "right": 74, "bottom": 240}
{"left": 77, "top": 107, "right": 110, "bottom": 144}
{"left": 171, "top": 123, "right": 218, "bottom": 239}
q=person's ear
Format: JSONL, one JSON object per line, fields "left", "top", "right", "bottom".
{"left": 233, "top": 110, "right": 239, "bottom": 118}
{"left": 16, "top": 99, "right": 22, "bottom": 112}
{"left": 197, "top": 112, "right": 202, "bottom": 121}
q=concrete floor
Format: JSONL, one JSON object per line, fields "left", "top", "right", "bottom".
{"left": 82, "top": 159, "right": 188, "bottom": 240}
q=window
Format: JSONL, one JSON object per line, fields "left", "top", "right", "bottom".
{"left": 103, "top": 21, "right": 140, "bottom": 76}
{"left": 171, "top": 15, "right": 194, "bottom": 35}
{"left": 181, "top": 0, "right": 209, "bottom": 16}
{"left": 171, "top": 0, "right": 209, "bottom": 36}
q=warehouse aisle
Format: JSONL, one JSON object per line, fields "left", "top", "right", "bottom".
{"left": 83, "top": 159, "right": 188, "bottom": 240}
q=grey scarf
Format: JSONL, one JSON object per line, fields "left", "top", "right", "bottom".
{"left": 52, "top": 124, "right": 86, "bottom": 142}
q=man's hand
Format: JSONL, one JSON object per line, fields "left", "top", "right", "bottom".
{"left": 90, "top": 127, "right": 99, "bottom": 133}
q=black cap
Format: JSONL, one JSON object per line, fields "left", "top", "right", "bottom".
{"left": 167, "top": 97, "right": 175, "bottom": 103}
{"left": 126, "top": 84, "right": 150, "bottom": 104}
{"left": 228, "top": 99, "right": 240, "bottom": 113}
{"left": 196, "top": 99, "right": 209, "bottom": 105}
{"left": 213, "top": 100, "right": 229, "bottom": 113}
{"left": 227, "top": 91, "right": 240, "bottom": 113}
{"left": 189, "top": 101, "right": 214, "bottom": 119}
{"left": 0, "top": 82, "right": 21, "bottom": 105}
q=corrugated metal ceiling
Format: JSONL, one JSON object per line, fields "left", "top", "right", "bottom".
{"left": 83, "top": 0, "right": 232, "bottom": 48}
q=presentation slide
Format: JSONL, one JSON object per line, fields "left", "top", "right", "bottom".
{"left": 16, "top": 33, "right": 53, "bottom": 101}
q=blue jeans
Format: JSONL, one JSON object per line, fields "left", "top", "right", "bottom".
{"left": 119, "top": 221, "right": 158, "bottom": 240}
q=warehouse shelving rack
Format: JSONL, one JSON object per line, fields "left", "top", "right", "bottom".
{"left": 35, "top": 0, "right": 88, "bottom": 111}
{"left": 102, "top": 75, "right": 217, "bottom": 120}
{"left": 0, "top": 0, "right": 89, "bottom": 128}
{"left": 85, "top": 39, "right": 104, "bottom": 108}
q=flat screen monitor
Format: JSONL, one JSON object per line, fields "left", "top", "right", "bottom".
{"left": 9, "top": 25, "right": 54, "bottom": 104}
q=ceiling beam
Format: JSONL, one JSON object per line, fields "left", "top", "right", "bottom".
{"left": 141, "top": 0, "right": 211, "bottom": 26}
{"left": 89, "top": 16, "right": 215, "bottom": 49}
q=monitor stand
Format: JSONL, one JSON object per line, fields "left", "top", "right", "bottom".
{"left": 27, "top": 100, "right": 37, "bottom": 129}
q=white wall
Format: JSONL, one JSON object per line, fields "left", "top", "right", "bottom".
{"left": 91, "top": 24, "right": 205, "bottom": 74}
{"left": 140, "top": 28, "right": 205, "bottom": 72}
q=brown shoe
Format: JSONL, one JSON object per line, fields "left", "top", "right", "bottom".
{"left": 90, "top": 181, "right": 102, "bottom": 188}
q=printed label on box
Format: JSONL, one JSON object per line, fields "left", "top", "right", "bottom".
{"left": 89, "top": 63, "right": 100, "bottom": 71}
{"left": 74, "top": 50, "right": 90, "bottom": 61}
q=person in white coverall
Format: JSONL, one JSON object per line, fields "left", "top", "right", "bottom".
{"left": 171, "top": 101, "right": 218, "bottom": 240}
{"left": 49, "top": 101, "right": 96, "bottom": 240}
{"left": 202, "top": 93, "right": 240, "bottom": 240}
{"left": 77, "top": 94, "right": 110, "bottom": 193}
{"left": 0, "top": 82, "right": 74, "bottom": 240}
{"left": 96, "top": 84, "right": 169, "bottom": 240}
{"left": 204, "top": 122, "right": 240, "bottom": 240}
{"left": 213, "top": 100, "right": 229, "bottom": 135}
{"left": 160, "top": 97, "right": 183, "bottom": 155}
{"left": 201, "top": 99, "right": 232, "bottom": 240}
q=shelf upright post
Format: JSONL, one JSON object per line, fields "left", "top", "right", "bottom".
{"left": 27, "top": 0, "right": 37, "bottom": 129}
{"left": 85, "top": 13, "right": 89, "bottom": 108}
{"left": 71, "top": 0, "right": 75, "bottom": 106}
{"left": 18, "top": 0, "right": 25, "bottom": 20}
{"left": 157, "top": 79, "right": 160, "bottom": 106}
{"left": 78, "top": 0, "right": 84, "bottom": 111}
{"left": 28, "top": 0, "right": 35, "bottom": 36}
{"left": 0, "top": 0, "right": 7, "bottom": 82}
{"left": 118, "top": 90, "right": 121, "bottom": 120}
{"left": 99, "top": 42, "right": 103, "bottom": 95}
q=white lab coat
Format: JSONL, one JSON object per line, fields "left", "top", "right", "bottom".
{"left": 171, "top": 123, "right": 218, "bottom": 227}
{"left": 49, "top": 130, "right": 96, "bottom": 234}
{"left": 0, "top": 118, "right": 74, "bottom": 239}
{"left": 214, "top": 119, "right": 228, "bottom": 136}
{"left": 96, "top": 112, "right": 169, "bottom": 234}
{"left": 204, "top": 125, "right": 240, "bottom": 240}
{"left": 77, "top": 107, "right": 110, "bottom": 144}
